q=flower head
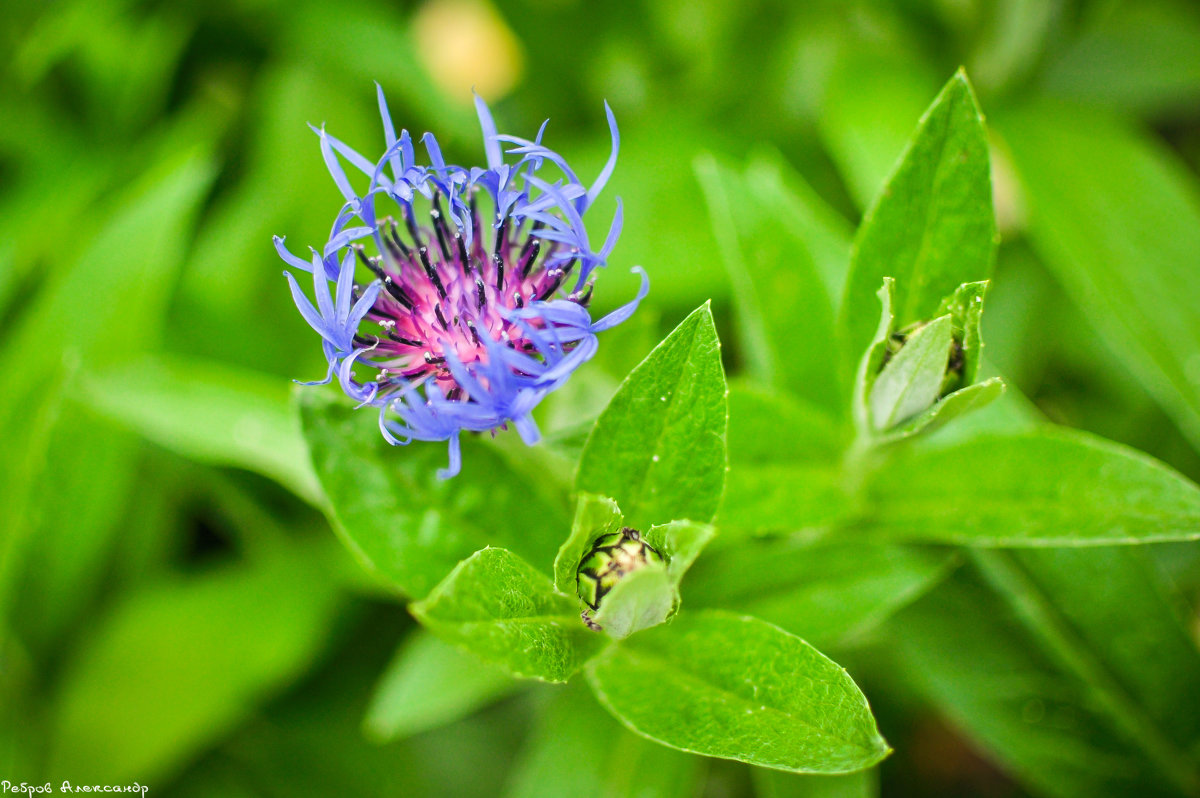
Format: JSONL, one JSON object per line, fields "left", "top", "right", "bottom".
{"left": 276, "top": 87, "right": 646, "bottom": 477}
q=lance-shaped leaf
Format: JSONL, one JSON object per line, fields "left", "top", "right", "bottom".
{"left": 840, "top": 70, "right": 996, "bottom": 379}
{"left": 587, "top": 610, "right": 889, "bottom": 774}
{"left": 856, "top": 427, "right": 1200, "bottom": 546}
{"left": 577, "top": 304, "right": 728, "bottom": 531}
{"left": 410, "top": 547, "right": 606, "bottom": 683}
{"left": 363, "top": 630, "right": 518, "bottom": 742}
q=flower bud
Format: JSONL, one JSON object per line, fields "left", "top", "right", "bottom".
{"left": 576, "top": 526, "right": 665, "bottom": 630}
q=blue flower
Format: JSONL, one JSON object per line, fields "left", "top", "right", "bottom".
{"left": 275, "top": 87, "right": 646, "bottom": 478}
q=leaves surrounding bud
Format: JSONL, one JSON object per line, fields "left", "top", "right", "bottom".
{"left": 854, "top": 278, "right": 1003, "bottom": 441}
{"left": 555, "top": 494, "right": 714, "bottom": 639}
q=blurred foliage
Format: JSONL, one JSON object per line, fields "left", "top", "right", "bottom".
{"left": 2, "top": 0, "right": 1200, "bottom": 795}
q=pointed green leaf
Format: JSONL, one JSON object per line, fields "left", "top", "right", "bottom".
{"left": 695, "top": 153, "right": 842, "bottom": 414}
{"left": 411, "top": 548, "right": 605, "bottom": 683}
{"left": 577, "top": 304, "right": 728, "bottom": 530}
{"left": 83, "top": 355, "right": 321, "bottom": 506}
{"left": 840, "top": 71, "right": 996, "bottom": 376}
{"left": 998, "top": 99, "right": 1200, "bottom": 452}
{"left": 859, "top": 427, "right": 1200, "bottom": 545}
{"left": 587, "top": 610, "right": 889, "bottom": 774}
{"left": 363, "top": 630, "right": 518, "bottom": 742}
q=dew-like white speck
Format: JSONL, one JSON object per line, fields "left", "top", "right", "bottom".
{"left": 652, "top": 455, "right": 659, "bottom": 463}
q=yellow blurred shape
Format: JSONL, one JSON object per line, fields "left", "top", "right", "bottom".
{"left": 413, "top": 0, "right": 525, "bottom": 103}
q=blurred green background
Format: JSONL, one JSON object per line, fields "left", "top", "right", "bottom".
{"left": 3, "top": 0, "right": 1200, "bottom": 795}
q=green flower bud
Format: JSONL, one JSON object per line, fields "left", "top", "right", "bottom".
{"left": 576, "top": 526, "right": 665, "bottom": 631}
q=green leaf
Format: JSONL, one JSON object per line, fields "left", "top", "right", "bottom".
{"left": 753, "top": 768, "right": 877, "bottom": 798}
{"left": 997, "top": 99, "right": 1200, "bottom": 453}
{"left": 879, "top": 377, "right": 1005, "bottom": 444}
{"left": 590, "top": 564, "right": 675, "bottom": 641}
{"left": 299, "top": 390, "right": 568, "bottom": 598}
{"left": 577, "top": 304, "right": 728, "bottom": 530}
{"left": 856, "top": 427, "right": 1200, "bottom": 546}
{"left": 504, "top": 682, "right": 701, "bottom": 798}
{"left": 935, "top": 281, "right": 988, "bottom": 385}
{"left": 363, "top": 629, "right": 518, "bottom": 742}
{"left": 1041, "top": 3, "right": 1200, "bottom": 117}
{"left": 686, "top": 539, "right": 956, "bottom": 650}
{"left": 818, "top": 51, "right": 941, "bottom": 209}
{"left": 974, "top": 548, "right": 1200, "bottom": 795}
{"left": 0, "top": 149, "right": 216, "bottom": 623}
{"left": 840, "top": 70, "right": 996, "bottom": 378}
{"left": 889, "top": 564, "right": 1196, "bottom": 798}
{"left": 83, "top": 354, "right": 321, "bottom": 506}
{"left": 695, "top": 153, "right": 842, "bottom": 414}
{"left": 48, "top": 544, "right": 342, "bottom": 783}
{"left": 718, "top": 385, "right": 849, "bottom": 535}
{"left": 868, "top": 314, "right": 953, "bottom": 431}
{"left": 586, "top": 610, "right": 889, "bottom": 774}
{"left": 410, "top": 548, "right": 606, "bottom": 683}
{"left": 554, "top": 493, "right": 625, "bottom": 596}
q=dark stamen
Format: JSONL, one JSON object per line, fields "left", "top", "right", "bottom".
{"left": 538, "top": 269, "right": 565, "bottom": 301}
{"left": 403, "top": 205, "right": 424, "bottom": 247}
{"left": 466, "top": 321, "right": 482, "bottom": 346}
{"left": 572, "top": 283, "right": 594, "bottom": 306}
{"left": 418, "top": 246, "right": 447, "bottom": 297}
{"left": 494, "top": 253, "right": 505, "bottom": 291}
{"left": 353, "top": 334, "right": 379, "bottom": 348}
{"left": 434, "top": 303, "right": 449, "bottom": 329}
{"left": 387, "top": 220, "right": 411, "bottom": 258}
{"left": 519, "top": 238, "right": 541, "bottom": 278}
{"left": 455, "top": 233, "right": 470, "bottom": 270}
{"left": 431, "top": 195, "right": 453, "bottom": 261}
{"left": 493, "top": 217, "right": 509, "bottom": 260}
{"left": 475, "top": 278, "right": 487, "bottom": 309}
{"left": 387, "top": 332, "right": 424, "bottom": 347}
{"left": 424, "top": 352, "right": 445, "bottom": 365}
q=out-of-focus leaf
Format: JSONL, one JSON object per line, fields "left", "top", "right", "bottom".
{"left": 978, "top": 548, "right": 1200, "bottom": 774}
{"left": 997, "top": 99, "right": 1200, "bottom": 453}
{"left": 686, "top": 538, "right": 956, "bottom": 650}
{"left": 1042, "top": 2, "right": 1200, "bottom": 117}
{"left": 83, "top": 355, "right": 321, "bottom": 506}
{"left": 753, "top": 767, "right": 878, "bottom": 798}
{"left": 718, "top": 385, "right": 847, "bottom": 535}
{"left": 577, "top": 304, "right": 728, "bottom": 530}
{"left": 890, "top": 564, "right": 1196, "bottom": 798}
{"left": 817, "top": 51, "right": 940, "bottom": 209}
{"left": 504, "top": 682, "right": 701, "bottom": 798}
{"left": 0, "top": 149, "right": 215, "bottom": 622}
{"left": 410, "top": 548, "right": 606, "bottom": 683}
{"left": 48, "top": 544, "right": 343, "bottom": 784}
{"left": 299, "top": 390, "right": 568, "bottom": 598}
{"left": 840, "top": 71, "right": 996, "bottom": 376}
{"left": 857, "top": 427, "right": 1200, "bottom": 546}
{"left": 363, "top": 630, "right": 518, "bottom": 742}
{"left": 587, "top": 610, "right": 889, "bottom": 774}
{"left": 695, "top": 153, "right": 841, "bottom": 414}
